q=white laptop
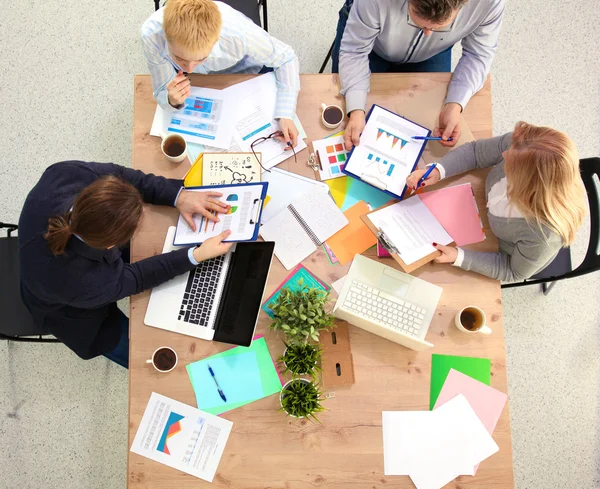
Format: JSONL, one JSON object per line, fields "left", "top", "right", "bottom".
{"left": 144, "top": 226, "right": 275, "bottom": 346}
{"left": 333, "top": 255, "right": 442, "bottom": 351}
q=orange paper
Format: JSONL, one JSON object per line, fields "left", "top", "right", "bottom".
{"left": 326, "top": 201, "right": 377, "bottom": 265}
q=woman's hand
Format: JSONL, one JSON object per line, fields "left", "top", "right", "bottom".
{"left": 406, "top": 167, "right": 441, "bottom": 190}
{"left": 432, "top": 242, "right": 458, "bottom": 264}
{"left": 276, "top": 118, "right": 299, "bottom": 150}
{"left": 193, "top": 230, "right": 233, "bottom": 262}
{"left": 176, "top": 190, "right": 230, "bottom": 231}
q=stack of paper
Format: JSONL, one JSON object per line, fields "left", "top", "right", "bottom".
{"left": 186, "top": 335, "right": 282, "bottom": 415}
{"left": 382, "top": 356, "right": 508, "bottom": 489}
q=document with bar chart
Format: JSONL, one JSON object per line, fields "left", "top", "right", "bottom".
{"left": 130, "top": 392, "right": 232, "bottom": 482}
{"left": 344, "top": 104, "right": 430, "bottom": 200}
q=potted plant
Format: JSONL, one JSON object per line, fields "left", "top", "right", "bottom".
{"left": 280, "top": 378, "right": 326, "bottom": 422}
{"left": 269, "top": 280, "right": 335, "bottom": 344}
{"left": 279, "top": 341, "right": 322, "bottom": 378}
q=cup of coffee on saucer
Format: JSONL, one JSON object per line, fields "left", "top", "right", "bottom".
{"left": 146, "top": 346, "right": 178, "bottom": 373}
{"left": 161, "top": 133, "right": 188, "bottom": 163}
{"left": 455, "top": 306, "right": 492, "bottom": 335}
{"left": 321, "top": 103, "right": 344, "bottom": 129}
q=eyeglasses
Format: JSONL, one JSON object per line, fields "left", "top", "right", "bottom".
{"left": 250, "top": 131, "right": 297, "bottom": 173}
{"left": 406, "top": 10, "right": 454, "bottom": 33}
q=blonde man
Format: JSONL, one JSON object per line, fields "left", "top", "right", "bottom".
{"left": 142, "top": 0, "right": 300, "bottom": 146}
{"left": 406, "top": 122, "right": 587, "bottom": 282}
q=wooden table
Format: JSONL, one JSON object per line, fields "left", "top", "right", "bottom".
{"left": 128, "top": 74, "right": 514, "bottom": 489}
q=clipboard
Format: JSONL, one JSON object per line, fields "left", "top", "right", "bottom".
{"left": 173, "top": 182, "right": 268, "bottom": 245}
{"left": 359, "top": 201, "right": 454, "bottom": 273}
{"left": 343, "top": 104, "right": 430, "bottom": 201}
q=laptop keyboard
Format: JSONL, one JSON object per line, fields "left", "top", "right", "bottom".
{"left": 178, "top": 254, "right": 227, "bottom": 327}
{"left": 342, "top": 279, "right": 427, "bottom": 337}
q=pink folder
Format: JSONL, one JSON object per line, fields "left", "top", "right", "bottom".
{"left": 419, "top": 183, "right": 486, "bottom": 246}
{"left": 434, "top": 369, "right": 508, "bottom": 474}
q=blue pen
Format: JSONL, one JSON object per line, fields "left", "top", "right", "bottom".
{"left": 410, "top": 163, "right": 438, "bottom": 196}
{"left": 411, "top": 136, "right": 453, "bottom": 141}
{"left": 208, "top": 364, "right": 227, "bottom": 402}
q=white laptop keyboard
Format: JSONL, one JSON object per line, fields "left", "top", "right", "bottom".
{"left": 342, "top": 279, "right": 427, "bottom": 337}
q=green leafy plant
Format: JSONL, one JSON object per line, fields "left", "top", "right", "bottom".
{"left": 269, "top": 280, "right": 335, "bottom": 343}
{"left": 280, "top": 379, "right": 326, "bottom": 422}
{"left": 279, "top": 341, "right": 322, "bottom": 377}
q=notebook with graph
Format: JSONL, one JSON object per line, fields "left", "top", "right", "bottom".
{"left": 343, "top": 104, "right": 430, "bottom": 200}
{"left": 259, "top": 185, "right": 349, "bottom": 270}
{"left": 173, "top": 182, "right": 268, "bottom": 245}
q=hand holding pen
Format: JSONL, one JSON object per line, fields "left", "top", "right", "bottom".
{"left": 406, "top": 163, "right": 441, "bottom": 196}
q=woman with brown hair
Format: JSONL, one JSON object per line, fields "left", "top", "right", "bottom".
{"left": 406, "top": 121, "right": 587, "bottom": 282}
{"left": 18, "top": 161, "right": 232, "bottom": 368}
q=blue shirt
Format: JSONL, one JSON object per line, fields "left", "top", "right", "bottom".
{"left": 141, "top": 2, "right": 300, "bottom": 119}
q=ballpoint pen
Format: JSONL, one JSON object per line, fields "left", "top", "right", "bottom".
{"left": 411, "top": 136, "right": 453, "bottom": 141}
{"left": 409, "top": 163, "right": 438, "bottom": 196}
{"left": 208, "top": 364, "right": 227, "bottom": 402}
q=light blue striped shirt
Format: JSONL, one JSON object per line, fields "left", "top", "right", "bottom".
{"left": 141, "top": 2, "right": 300, "bottom": 119}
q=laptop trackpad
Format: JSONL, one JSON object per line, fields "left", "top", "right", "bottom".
{"left": 379, "top": 268, "right": 410, "bottom": 297}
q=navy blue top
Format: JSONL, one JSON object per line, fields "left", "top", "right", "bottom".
{"left": 18, "top": 161, "right": 196, "bottom": 359}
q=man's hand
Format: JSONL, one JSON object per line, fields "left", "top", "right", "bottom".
{"left": 344, "top": 110, "right": 365, "bottom": 151}
{"left": 276, "top": 118, "right": 299, "bottom": 150}
{"left": 167, "top": 70, "right": 191, "bottom": 108}
{"left": 176, "top": 190, "right": 230, "bottom": 231}
{"left": 434, "top": 102, "right": 462, "bottom": 147}
{"left": 432, "top": 242, "right": 458, "bottom": 264}
{"left": 193, "top": 230, "right": 233, "bottom": 262}
{"left": 406, "top": 167, "right": 441, "bottom": 190}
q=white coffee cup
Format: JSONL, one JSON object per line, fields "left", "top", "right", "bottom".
{"left": 455, "top": 306, "right": 492, "bottom": 335}
{"left": 161, "top": 133, "right": 188, "bottom": 163}
{"left": 146, "top": 346, "right": 178, "bottom": 373}
{"left": 321, "top": 103, "right": 345, "bottom": 129}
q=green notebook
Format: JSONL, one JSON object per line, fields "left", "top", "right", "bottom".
{"left": 429, "top": 354, "right": 491, "bottom": 410}
{"left": 186, "top": 335, "right": 283, "bottom": 415}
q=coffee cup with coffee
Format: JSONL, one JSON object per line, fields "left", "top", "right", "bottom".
{"left": 161, "top": 133, "right": 188, "bottom": 163}
{"left": 455, "top": 306, "right": 492, "bottom": 335}
{"left": 146, "top": 346, "right": 178, "bottom": 373}
{"left": 321, "top": 103, "right": 344, "bottom": 129}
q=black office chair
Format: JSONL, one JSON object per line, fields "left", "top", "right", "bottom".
{"left": 0, "top": 223, "right": 60, "bottom": 343}
{"left": 502, "top": 157, "right": 600, "bottom": 295}
{"left": 155, "top": 0, "right": 268, "bottom": 31}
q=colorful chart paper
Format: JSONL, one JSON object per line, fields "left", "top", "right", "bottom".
{"left": 262, "top": 264, "right": 330, "bottom": 318}
{"left": 186, "top": 336, "right": 282, "bottom": 415}
{"left": 326, "top": 176, "right": 392, "bottom": 212}
{"left": 430, "top": 354, "right": 491, "bottom": 410}
{"left": 312, "top": 135, "right": 349, "bottom": 180}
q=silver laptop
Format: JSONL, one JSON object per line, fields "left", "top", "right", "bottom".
{"left": 144, "top": 226, "right": 275, "bottom": 346}
{"left": 333, "top": 255, "right": 442, "bottom": 351}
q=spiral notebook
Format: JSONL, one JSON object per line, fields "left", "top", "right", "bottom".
{"left": 259, "top": 185, "right": 349, "bottom": 270}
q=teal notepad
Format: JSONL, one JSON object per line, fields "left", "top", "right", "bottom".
{"left": 261, "top": 265, "right": 330, "bottom": 319}
{"left": 429, "top": 354, "right": 491, "bottom": 410}
{"left": 186, "top": 336, "right": 283, "bottom": 415}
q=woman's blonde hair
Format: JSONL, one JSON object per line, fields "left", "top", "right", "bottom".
{"left": 505, "top": 121, "right": 587, "bottom": 245}
{"left": 163, "top": 0, "right": 222, "bottom": 57}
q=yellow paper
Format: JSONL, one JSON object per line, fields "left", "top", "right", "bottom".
{"left": 325, "top": 201, "right": 377, "bottom": 265}
{"left": 184, "top": 153, "right": 203, "bottom": 187}
{"left": 326, "top": 177, "right": 349, "bottom": 208}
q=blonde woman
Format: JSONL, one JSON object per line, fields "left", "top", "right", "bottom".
{"left": 406, "top": 121, "right": 587, "bottom": 282}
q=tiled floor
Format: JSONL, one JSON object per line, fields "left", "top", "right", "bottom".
{"left": 1, "top": 1, "right": 599, "bottom": 488}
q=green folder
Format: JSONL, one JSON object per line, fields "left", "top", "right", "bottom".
{"left": 429, "top": 354, "right": 491, "bottom": 410}
{"left": 186, "top": 335, "right": 283, "bottom": 415}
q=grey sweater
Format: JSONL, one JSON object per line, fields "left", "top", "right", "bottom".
{"left": 438, "top": 133, "right": 564, "bottom": 282}
{"left": 339, "top": 0, "right": 505, "bottom": 113}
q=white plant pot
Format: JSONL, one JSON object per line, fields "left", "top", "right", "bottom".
{"left": 280, "top": 378, "right": 312, "bottom": 418}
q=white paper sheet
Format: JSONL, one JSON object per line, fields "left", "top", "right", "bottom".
{"left": 345, "top": 105, "right": 428, "bottom": 197}
{"left": 130, "top": 392, "right": 232, "bottom": 483}
{"left": 223, "top": 73, "right": 307, "bottom": 170}
{"left": 366, "top": 197, "right": 452, "bottom": 265}
{"left": 174, "top": 184, "right": 264, "bottom": 245}
{"left": 382, "top": 395, "right": 499, "bottom": 489}
{"left": 331, "top": 275, "right": 347, "bottom": 294}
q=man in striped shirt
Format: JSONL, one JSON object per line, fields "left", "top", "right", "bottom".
{"left": 141, "top": 0, "right": 301, "bottom": 146}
